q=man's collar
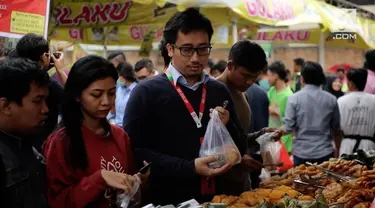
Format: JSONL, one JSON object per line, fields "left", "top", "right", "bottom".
{"left": 167, "top": 64, "right": 209, "bottom": 86}
{"left": 128, "top": 82, "right": 137, "bottom": 90}
{"left": 304, "top": 84, "right": 321, "bottom": 90}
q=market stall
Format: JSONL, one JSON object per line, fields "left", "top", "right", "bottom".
{"left": 202, "top": 150, "right": 375, "bottom": 208}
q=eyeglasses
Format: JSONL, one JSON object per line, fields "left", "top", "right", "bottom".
{"left": 172, "top": 44, "right": 212, "bottom": 57}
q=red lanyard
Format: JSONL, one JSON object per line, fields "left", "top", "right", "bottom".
{"left": 166, "top": 70, "right": 206, "bottom": 129}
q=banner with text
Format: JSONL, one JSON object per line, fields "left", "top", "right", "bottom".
{"left": 0, "top": 0, "right": 49, "bottom": 38}
{"left": 50, "top": 1, "right": 179, "bottom": 28}
{"left": 49, "top": 24, "right": 231, "bottom": 48}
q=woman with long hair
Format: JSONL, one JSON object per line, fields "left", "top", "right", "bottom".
{"left": 43, "top": 55, "right": 149, "bottom": 208}
{"left": 324, "top": 74, "right": 344, "bottom": 99}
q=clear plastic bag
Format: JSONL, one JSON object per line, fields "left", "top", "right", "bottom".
{"left": 199, "top": 109, "right": 241, "bottom": 168}
{"left": 256, "top": 132, "right": 281, "bottom": 172}
{"left": 117, "top": 175, "right": 141, "bottom": 208}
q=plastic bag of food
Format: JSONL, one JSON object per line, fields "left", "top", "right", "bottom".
{"left": 199, "top": 109, "right": 241, "bottom": 168}
{"left": 117, "top": 175, "right": 141, "bottom": 208}
{"left": 257, "top": 133, "right": 281, "bottom": 172}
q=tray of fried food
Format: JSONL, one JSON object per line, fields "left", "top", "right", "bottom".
{"left": 333, "top": 188, "right": 374, "bottom": 208}
{"left": 320, "top": 159, "right": 368, "bottom": 178}
{"left": 353, "top": 172, "right": 375, "bottom": 190}
{"left": 211, "top": 195, "right": 239, "bottom": 206}
{"left": 238, "top": 186, "right": 306, "bottom": 206}
{"left": 289, "top": 164, "right": 325, "bottom": 177}
{"left": 260, "top": 175, "right": 294, "bottom": 189}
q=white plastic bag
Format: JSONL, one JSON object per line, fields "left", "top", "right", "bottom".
{"left": 199, "top": 109, "right": 241, "bottom": 168}
{"left": 256, "top": 132, "right": 281, "bottom": 172}
{"left": 117, "top": 175, "right": 141, "bottom": 208}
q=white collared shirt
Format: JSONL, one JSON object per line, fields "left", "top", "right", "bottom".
{"left": 168, "top": 64, "right": 210, "bottom": 91}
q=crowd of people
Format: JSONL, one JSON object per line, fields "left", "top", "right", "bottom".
{"left": 0, "top": 7, "right": 375, "bottom": 208}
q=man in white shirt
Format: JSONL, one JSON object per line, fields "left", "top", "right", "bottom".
{"left": 338, "top": 68, "right": 375, "bottom": 155}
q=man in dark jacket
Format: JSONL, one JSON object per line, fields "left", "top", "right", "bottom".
{"left": 123, "top": 8, "right": 246, "bottom": 205}
{"left": 15, "top": 33, "right": 65, "bottom": 151}
{"left": 0, "top": 58, "right": 49, "bottom": 207}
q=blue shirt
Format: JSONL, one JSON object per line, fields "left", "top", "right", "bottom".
{"left": 113, "top": 82, "right": 137, "bottom": 126}
{"left": 284, "top": 84, "right": 341, "bottom": 159}
{"left": 246, "top": 84, "right": 269, "bottom": 133}
{"left": 168, "top": 64, "right": 210, "bottom": 91}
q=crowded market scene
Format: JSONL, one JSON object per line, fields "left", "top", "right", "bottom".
{"left": 1, "top": 0, "right": 375, "bottom": 207}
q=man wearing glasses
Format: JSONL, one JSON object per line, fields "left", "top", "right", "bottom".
{"left": 123, "top": 8, "right": 247, "bottom": 205}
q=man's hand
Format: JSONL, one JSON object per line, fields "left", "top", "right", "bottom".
{"left": 240, "top": 154, "right": 263, "bottom": 171}
{"left": 194, "top": 156, "right": 232, "bottom": 177}
{"left": 51, "top": 52, "right": 65, "bottom": 71}
{"left": 210, "top": 107, "right": 229, "bottom": 125}
{"left": 269, "top": 107, "right": 280, "bottom": 118}
{"left": 137, "top": 161, "right": 150, "bottom": 184}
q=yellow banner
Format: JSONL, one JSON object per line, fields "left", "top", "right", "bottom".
{"left": 72, "top": 43, "right": 89, "bottom": 62}
{"left": 50, "top": 1, "right": 179, "bottom": 28}
{"left": 49, "top": 24, "right": 231, "bottom": 48}
{"left": 310, "top": 0, "right": 375, "bottom": 49}
{"left": 254, "top": 28, "right": 321, "bottom": 44}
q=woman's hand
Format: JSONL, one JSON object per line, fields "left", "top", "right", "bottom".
{"left": 101, "top": 170, "right": 137, "bottom": 192}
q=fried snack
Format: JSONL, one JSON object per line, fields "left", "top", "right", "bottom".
{"left": 280, "top": 177, "right": 294, "bottom": 186}
{"left": 239, "top": 191, "right": 255, "bottom": 199}
{"left": 255, "top": 189, "right": 272, "bottom": 197}
{"left": 298, "top": 195, "right": 314, "bottom": 201}
{"left": 212, "top": 195, "right": 225, "bottom": 203}
{"left": 286, "top": 190, "right": 299, "bottom": 198}
{"left": 353, "top": 202, "right": 371, "bottom": 208}
{"left": 269, "top": 190, "right": 285, "bottom": 200}
{"left": 244, "top": 197, "right": 260, "bottom": 206}
{"left": 363, "top": 169, "right": 375, "bottom": 176}
{"left": 274, "top": 185, "right": 293, "bottom": 192}
{"left": 221, "top": 196, "right": 239, "bottom": 205}
{"left": 225, "top": 147, "right": 241, "bottom": 166}
{"left": 322, "top": 182, "right": 343, "bottom": 203}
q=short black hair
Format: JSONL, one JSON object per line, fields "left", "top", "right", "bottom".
{"left": 228, "top": 40, "right": 267, "bottom": 73}
{"left": 117, "top": 62, "right": 137, "bottom": 83}
{"left": 213, "top": 60, "right": 227, "bottom": 74}
{"left": 107, "top": 52, "right": 126, "bottom": 62}
{"left": 159, "top": 39, "right": 171, "bottom": 68}
{"left": 0, "top": 58, "right": 49, "bottom": 105}
{"left": 16, "top": 33, "right": 49, "bottom": 62}
{"left": 364, "top": 61, "right": 368, "bottom": 69}
{"left": 346, "top": 68, "right": 368, "bottom": 91}
{"left": 293, "top": 58, "right": 305, "bottom": 66}
{"left": 301, "top": 61, "right": 326, "bottom": 86}
{"left": 365, "top": 50, "right": 375, "bottom": 71}
{"left": 337, "top": 67, "right": 345, "bottom": 73}
{"left": 0, "top": 48, "right": 11, "bottom": 57}
{"left": 134, "top": 58, "right": 154, "bottom": 73}
{"left": 163, "top": 8, "right": 213, "bottom": 45}
{"left": 268, "top": 61, "right": 288, "bottom": 82}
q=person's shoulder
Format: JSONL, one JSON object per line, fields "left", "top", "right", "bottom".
{"left": 136, "top": 74, "right": 169, "bottom": 91}
{"left": 42, "top": 128, "right": 66, "bottom": 156}
{"left": 110, "top": 124, "right": 126, "bottom": 136}
{"left": 207, "top": 78, "right": 231, "bottom": 92}
{"left": 337, "top": 93, "right": 351, "bottom": 103}
{"left": 364, "top": 92, "right": 375, "bottom": 102}
{"left": 249, "top": 84, "right": 267, "bottom": 97}
{"left": 267, "top": 86, "right": 276, "bottom": 94}
{"left": 285, "top": 87, "right": 294, "bottom": 95}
